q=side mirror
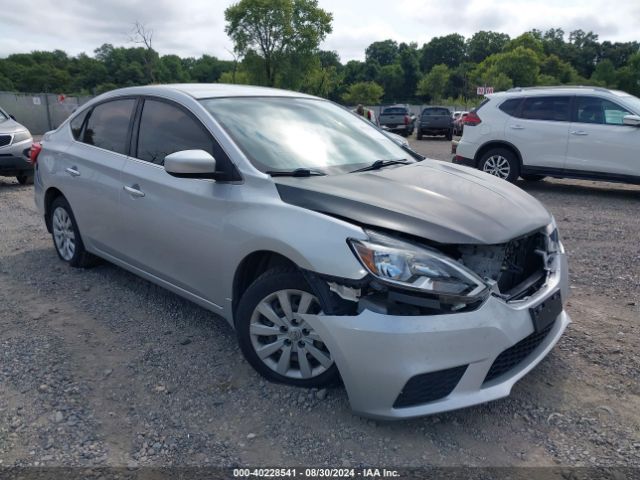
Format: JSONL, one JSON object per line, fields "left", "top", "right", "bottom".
{"left": 164, "top": 150, "right": 218, "bottom": 179}
{"left": 623, "top": 114, "right": 640, "bottom": 127}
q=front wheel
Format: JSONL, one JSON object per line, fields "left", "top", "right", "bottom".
{"left": 479, "top": 148, "right": 520, "bottom": 183}
{"left": 236, "top": 268, "right": 339, "bottom": 388}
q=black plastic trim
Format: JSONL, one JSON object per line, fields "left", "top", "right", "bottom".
{"left": 521, "top": 165, "right": 640, "bottom": 185}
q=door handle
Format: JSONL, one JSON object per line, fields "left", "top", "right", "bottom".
{"left": 570, "top": 130, "right": 589, "bottom": 136}
{"left": 123, "top": 184, "right": 145, "bottom": 198}
{"left": 510, "top": 125, "right": 524, "bottom": 130}
{"left": 65, "top": 166, "right": 80, "bottom": 177}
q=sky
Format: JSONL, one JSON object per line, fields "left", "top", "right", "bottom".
{"left": 0, "top": 0, "right": 639, "bottom": 62}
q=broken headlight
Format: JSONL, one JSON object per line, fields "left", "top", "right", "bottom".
{"left": 349, "top": 231, "right": 489, "bottom": 301}
{"left": 545, "top": 216, "right": 564, "bottom": 254}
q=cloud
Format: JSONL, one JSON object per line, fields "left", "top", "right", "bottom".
{"left": 0, "top": 0, "right": 638, "bottom": 61}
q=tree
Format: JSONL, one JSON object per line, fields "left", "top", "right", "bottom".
{"left": 504, "top": 33, "right": 544, "bottom": 57}
{"left": 493, "top": 47, "right": 540, "bottom": 87}
{"left": 420, "top": 34, "right": 466, "bottom": 72}
{"left": 365, "top": 40, "right": 399, "bottom": 66}
{"left": 397, "top": 42, "right": 421, "bottom": 102}
{"left": 416, "top": 64, "right": 450, "bottom": 102}
{"left": 378, "top": 64, "right": 404, "bottom": 102}
{"left": 540, "top": 54, "right": 577, "bottom": 84}
{"left": 342, "top": 81, "right": 383, "bottom": 105}
{"left": 224, "top": 0, "right": 332, "bottom": 86}
{"left": 591, "top": 59, "right": 617, "bottom": 87}
{"left": 466, "top": 31, "right": 510, "bottom": 63}
{"left": 129, "top": 21, "right": 159, "bottom": 83}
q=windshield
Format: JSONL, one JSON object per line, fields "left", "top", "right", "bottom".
{"left": 200, "top": 97, "right": 411, "bottom": 174}
{"left": 382, "top": 107, "right": 406, "bottom": 115}
{"left": 422, "top": 108, "right": 450, "bottom": 116}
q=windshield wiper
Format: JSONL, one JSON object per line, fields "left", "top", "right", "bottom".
{"left": 266, "top": 168, "right": 327, "bottom": 177}
{"left": 349, "top": 159, "right": 411, "bottom": 173}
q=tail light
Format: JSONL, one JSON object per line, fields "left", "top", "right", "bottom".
{"left": 464, "top": 111, "right": 481, "bottom": 126}
{"left": 29, "top": 142, "right": 42, "bottom": 165}
{"left": 404, "top": 115, "right": 410, "bottom": 125}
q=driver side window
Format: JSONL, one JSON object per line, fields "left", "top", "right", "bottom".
{"left": 135, "top": 100, "right": 213, "bottom": 165}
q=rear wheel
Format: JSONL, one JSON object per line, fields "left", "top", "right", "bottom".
{"left": 50, "top": 196, "right": 99, "bottom": 268}
{"left": 521, "top": 174, "right": 546, "bottom": 182}
{"left": 236, "top": 268, "right": 339, "bottom": 388}
{"left": 479, "top": 148, "right": 520, "bottom": 183}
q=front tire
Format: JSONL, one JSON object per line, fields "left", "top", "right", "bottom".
{"left": 236, "top": 268, "right": 339, "bottom": 388}
{"left": 50, "top": 196, "right": 99, "bottom": 268}
{"left": 479, "top": 148, "right": 520, "bottom": 183}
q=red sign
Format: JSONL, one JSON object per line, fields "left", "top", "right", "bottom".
{"left": 476, "top": 86, "right": 494, "bottom": 95}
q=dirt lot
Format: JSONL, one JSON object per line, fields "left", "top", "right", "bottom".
{"left": 0, "top": 137, "right": 638, "bottom": 469}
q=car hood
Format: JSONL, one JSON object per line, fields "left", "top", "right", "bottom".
{"left": 274, "top": 160, "right": 551, "bottom": 245}
{"left": 0, "top": 118, "right": 28, "bottom": 134}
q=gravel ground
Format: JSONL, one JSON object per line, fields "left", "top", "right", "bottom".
{"left": 0, "top": 137, "right": 638, "bottom": 469}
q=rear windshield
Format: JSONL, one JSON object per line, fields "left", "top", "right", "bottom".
{"left": 422, "top": 108, "right": 450, "bottom": 116}
{"left": 381, "top": 107, "right": 407, "bottom": 115}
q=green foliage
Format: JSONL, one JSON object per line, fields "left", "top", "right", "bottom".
{"left": 420, "top": 34, "right": 466, "bottom": 72}
{"left": 342, "top": 81, "right": 383, "bottom": 105}
{"left": 224, "top": 0, "right": 332, "bottom": 86}
{"left": 416, "top": 64, "right": 450, "bottom": 102}
{"left": 1, "top": 23, "right": 639, "bottom": 106}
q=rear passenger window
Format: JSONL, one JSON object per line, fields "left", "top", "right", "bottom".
{"left": 70, "top": 110, "right": 89, "bottom": 140}
{"left": 136, "top": 100, "right": 213, "bottom": 165}
{"left": 521, "top": 96, "right": 570, "bottom": 122}
{"left": 82, "top": 99, "right": 135, "bottom": 154}
{"left": 498, "top": 99, "right": 522, "bottom": 117}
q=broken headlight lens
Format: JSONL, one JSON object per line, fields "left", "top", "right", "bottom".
{"left": 349, "top": 231, "right": 488, "bottom": 300}
{"left": 545, "top": 216, "right": 564, "bottom": 254}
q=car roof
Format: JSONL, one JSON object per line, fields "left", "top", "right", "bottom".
{"left": 99, "top": 83, "right": 318, "bottom": 100}
{"left": 488, "top": 86, "right": 618, "bottom": 99}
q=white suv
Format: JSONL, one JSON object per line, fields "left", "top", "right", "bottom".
{"left": 454, "top": 86, "right": 640, "bottom": 184}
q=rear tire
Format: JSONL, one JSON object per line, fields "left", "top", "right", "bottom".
{"left": 521, "top": 174, "right": 546, "bottom": 182}
{"left": 479, "top": 148, "right": 520, "bottom": 183}
{"left": 16, "top": 174, "right": 33, "bottom": 185}
{"left": 236, "top": 268, "right": 340, "bottom": 388}
{"left": 50, "top": 196, "right": 100, "bottom": 268}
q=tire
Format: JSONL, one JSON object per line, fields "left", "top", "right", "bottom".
{"left": 16, "top": 174, "right": 33, "bottom": 185}
{"left": 50, "top": 196, "right": 99, "bottom": 268}
{"left": 479, "top": 148, "right": 520, "bottom": 183}
{"left": 521, "top": 174, "right": 546, "bottom": 182}
{"left": 416, "top": 130, "right": 423, "bottom": 140}
{"left": 236, "top": 268, "right": 340, "bottom": 388}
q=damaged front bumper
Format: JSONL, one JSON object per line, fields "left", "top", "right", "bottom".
{"left": 301, "top": 251, "right": 570, "bottom": 420}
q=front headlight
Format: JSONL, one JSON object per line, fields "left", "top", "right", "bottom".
{"left": 12, "top": 130, "right": 32, "bottom": 144}
{"left": 349, "top": 231, "right": 488, "bottom": 301}
{"left": 545, "top": 216, "right": 563, "bottom": 254}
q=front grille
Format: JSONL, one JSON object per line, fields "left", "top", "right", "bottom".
{"left": 0, "top": 135, "right": 11, "bottom": 147}
{"left": 483, "top": 320, "right": 555, "bottom": 384}
{"left": 497, "top": 232, "right": 545, "bottom": 293}
{"left": 393, "top": 365, "right": 468, "bottom": 408}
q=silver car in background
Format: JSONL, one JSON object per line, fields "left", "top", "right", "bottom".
{"left": 33, "top": 84, "right": 570, "bottom": 420}
{"left": 0, "top": 106, "right": 33, "bottom": 184}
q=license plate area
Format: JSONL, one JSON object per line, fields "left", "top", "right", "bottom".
{"left": 529, "top": 290, "right": 562, "bottom": 333}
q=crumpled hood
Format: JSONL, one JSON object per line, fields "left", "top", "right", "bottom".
{"left": 274, "top": 160, "right": 552, "bottom": 245}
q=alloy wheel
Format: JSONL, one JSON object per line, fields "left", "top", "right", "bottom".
{"left": 482, "top": 155, "right": 511, "bottom": 179}
{"left": 52, "top": 207, "right": 76, "bottom": 261}
{"left": 249, "top": 289, "right": 333, "bottom": 380}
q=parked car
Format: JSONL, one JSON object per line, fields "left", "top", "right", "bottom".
{"left": 0, "top": 106, "right": 33, "bottom": 184}
{"left": 453, "top": 111, "right": 469, "bottom": 136}
{"left": 454, "top": 86, "right": 640, "bottom": 184}
{"left": 378, "top": 105, "right": 415, "bottom": 136}
{"left": 417, "top": 107, "right": 453, "bottom": 140}
{"left": 33, "top": 84, "right": 569, "bottom": 420}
